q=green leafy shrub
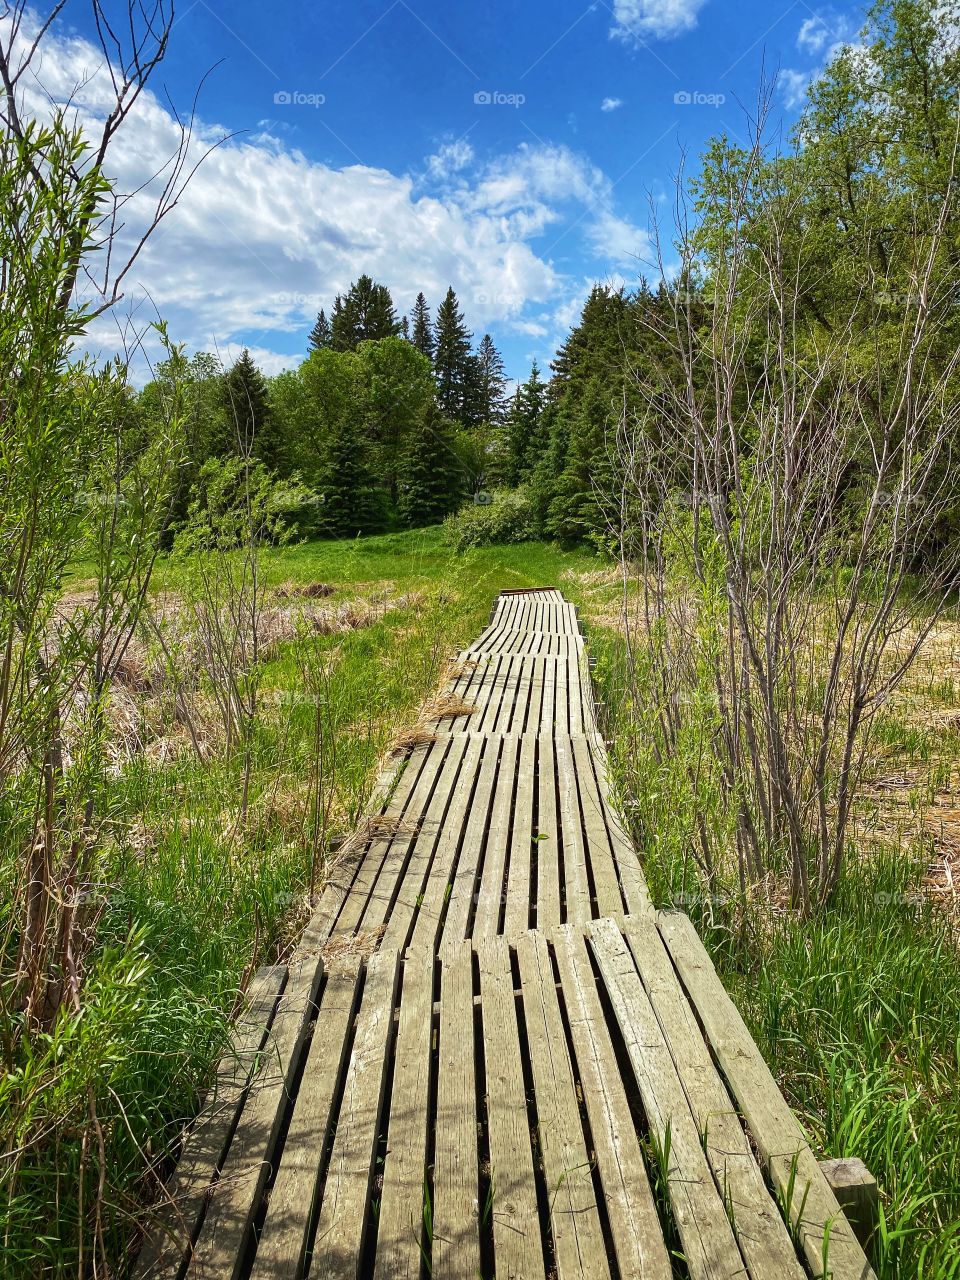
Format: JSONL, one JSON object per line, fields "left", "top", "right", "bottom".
{"left": 441, "top": 488, "right": 536, "bottom": 551}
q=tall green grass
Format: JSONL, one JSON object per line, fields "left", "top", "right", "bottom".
{"left": 592, "top": 627, "right": 960, "bottom": 1279}
{"left": 1, "top": 529, "right": 598, "bottom": 1276}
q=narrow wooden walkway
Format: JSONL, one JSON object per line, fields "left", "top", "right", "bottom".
{"left": 136, "top": 589, "right": 876, "bottom": 1280}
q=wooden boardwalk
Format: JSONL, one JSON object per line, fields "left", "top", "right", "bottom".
{"left": 136, "top": 589, "right": 876, "bottom": 1280}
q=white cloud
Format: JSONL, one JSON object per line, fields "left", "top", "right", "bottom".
{"left": 601, "top": 97, "right": 624, "bottom": 112}
{"left": 425, "top": 138, "right": 475, "bottom": 180}
{"left": 3, "top": 11, "right": 653, "bottom": 378}
{"left": 783, "top": 10, "right": 861, "bottom": 108}
{"left": 610, "top": 0, "right": 707, "bottom": 42}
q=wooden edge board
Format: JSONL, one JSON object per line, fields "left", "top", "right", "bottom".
{"left": 132, "top": 965, "right": 287, "bottom": 1278}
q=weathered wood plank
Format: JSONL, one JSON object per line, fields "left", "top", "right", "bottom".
{"left": 588, "top": 918, "right": 747, "bottom": 1280}
{"left": 551, "top": 926, "right": 672, "bottom": 1280}
{"left": 503, "top": 733, "right": 536, "bottom": 937}
{"left": 133, "top": 966, "right": 286, "bottom": 1278}
{"left": 622, "top": 917, "right": 806, "bottom": 1279}
{"left": 658, "top": 912, "right": 876, "bottom": 1280}
{"left": 471, "top": 736, "right": 519, "bottom": 942}
{"left": 433, "top": 942, "right": 481, "bottom": 1279}
{"left": 250, "top": 958, "right": 361, "bottom": 1279}
{"left": 570, "top": 736, "right": 624, "bottom": 918}
{"left": 311, "top": 948, "right": 401, "bottom": 1280}
{"left": 186, "top": 953, "right": 324, "bottom": 1279}
{"left": 382, "top": 735, "right": 475, "bottom": 954}
{"left": 442, "top": 735, "right": 509, "bottom": 947}
{"left": 535, "top": 736, "right": 561, "bottom": 930}
{"left": 373, "top": 953, "right": 435, "bottom": 1280}
{"left": 333, "top": 739, "right": 446, "bottom": 939}
{"left": 477, "top": 938, "right": 546, "bottom": 1280}
{"left": 554, "top": 735, "right": 591, "bottom": 924}
{"left": 515, "top": 930, "right": 610, "bottom": 1280}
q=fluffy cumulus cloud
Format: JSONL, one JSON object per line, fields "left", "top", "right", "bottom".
{"left": 3, "top": 11, "right": 653, "bottom": 377}
{"left": 610, "top": 0, "right": 708, "bottom": 42}
{"left": 782, "top": 10, "right": 861, "bottom": 107}
{"left": 601, "top": 97, "right": 623, "bottom": 112}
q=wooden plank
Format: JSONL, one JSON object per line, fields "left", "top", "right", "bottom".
{"left": 380, "top": 735, "right": 473, "bottom": 954}
{"left": 432, "top": 942, "right": 481, "bottom": 1279}
{"left": 373, "top": 952, "right": 435, "bottom": 1280}
{"left": 186, "top": 953, "right": 325, "bottom": 1279}
{"left": 554, "top": 735, "right": 591, "bottom": 924}
{"left": 477, "top": 938, "right": 546, "bottom": 1280}
{"left": 133, "top": 966, "right": 286, "bottom": 1278}
{"left": 588, "top": 918, "right": 747, "bottom": 1280}
{"left": 589, "top": 744, "right": 652, "bottom": 917}
{"left": 312, "top": 949, "right": 402, "bottom": 1280}
{"left": 621, "top": 917, "right": 806, "bottom": 1279}
{"left": 570, "top": 736, "right": 624, "bottom": 918}
{"left": 535, "top": 736, "right": 561, "bottom": 930}
{"left": 502, "top": 734, "right": 536, "bottom": 937}
{"left": 551, "top": 926, "right": 672, "bottom": 1280}
{"left": 471, "top": 736, "right": 519, "bottom": 942}
{"left": 332, "top": 740, "right": 444, "bottom": 939}
{"left": 658, "top": 912, "right": 877, "bottom": 1280}
{"left": 404, "top": 736, "right": 486, "bottom": 955}
{"left": 250, "top": 959, "right": 361, "bottom": 1280}
{"left": 360, "top": 736, "right": 465, "bottom": 939}
{"left": 442, "top": 735, "right": 510, "bottom": 947}
{"left": 515, "top": 931, "right": 610, "bottom": 1280}
{"left": 541, "top": 655, "right": 557, "bottom": 734}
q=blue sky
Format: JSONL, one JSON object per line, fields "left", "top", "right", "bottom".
{"left": 32, "top": 0, "right": 863, "bottom": 380}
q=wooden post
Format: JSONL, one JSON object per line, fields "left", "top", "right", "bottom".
{"left": 819, "top": 1157, "right": 879, "bottom": 1253}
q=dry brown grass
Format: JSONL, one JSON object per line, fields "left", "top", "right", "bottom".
{"left": 423, "top": 691, "right": 477, "bottom": 721}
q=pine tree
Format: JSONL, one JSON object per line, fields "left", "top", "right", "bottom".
{"left": 222, "top": 349, "right": 280, "bottom": 467}
{"left": 397, "top": 402, "right": 463, "bottom": 527}
{"left": 474, "top": 333, "right": 507, "bottom": 425}
{"left": 433, "top": 286, "right": 474, "bottom": 421}
{"left": 410, "top": 292, "right": 434, "bottom": 360}
{"left": 504, "top": 360, "right": 547, "bottom": 484}
{"left": 399, "top": 315, "right": 410, "bottom": 340}
{"left": 330, "top": 275, "right": 400, "bottom": 350}
{"left": 316, "top": 413, "right": 385, "bottom": 535}
{"left": 308, "top": 308, "right": 332, "bottom": 351}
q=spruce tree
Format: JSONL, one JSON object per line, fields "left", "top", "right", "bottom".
{"left": 504, "top": 360, "right": 547, "bottom": 484}
{"left": 222, "top": 349, "right": 280, "bottom": 467}
{"left": 433, "top": 286, "right": 473, "bottom": 421}
{"left": 330, "top": 274, "right": 400, "bottom": 350}
{"left": 474, "top": 333, "right": 507, "bottom": 424}
{"left": 397, "top": 402, "right": 463, "bottom": 527}
{"left": 308, "top": 308, "right": 332, "bottom": 350}
{"left": 410, "top": 291, "right": 434, "bottom": 360}
{"left": 316, "top": 413, "right": 385, "bottom": 535}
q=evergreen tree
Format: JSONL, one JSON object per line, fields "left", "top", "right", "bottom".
{"left": 222, "top": 349, "right": 280, "bottom": 467}
{"left": 410, "top": 291, "right": 434, "bottom": 360}
{"left": 399, "top": 315, "right": 410, "bottom": 340}
{"left": 433, "top": 286, "right": 474, "bottom": 421}
{"left": 330, "top": 274, "right": 400, "bottom": 350}
{"left": 504, "top": 360, "right": 547, "bottom": 484}
{"left": 308, "top": 308, "right": 332, "bottom": 351}
{"left": 316, "top": 412, "right": 385, "bottom": 536}
{"left": 397, "top": 402, "right": 464, "bottom": 527}
{"left": 474, "top": 333, "right": 508, "bottom": 425}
